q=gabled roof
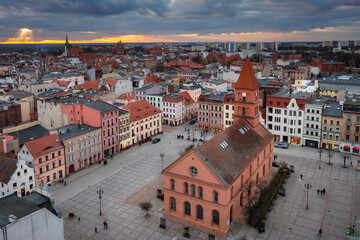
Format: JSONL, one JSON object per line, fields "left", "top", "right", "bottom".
{"left": 196, "top": 118, "right": 273, "bottom": 186}
{"left": 178, "top": 91, "right": 195, "bottom": 105}
{"left": 0, "top": 156, "right": 17, "bottom": 184}
{"left": 24, "top": 134, "right": 63, "bottom": 157}
{"left": 123, "top": 100, "right": 161, "bottom": 122}
{"left": 234, "top": 57, "right": 260, "bottom": 90}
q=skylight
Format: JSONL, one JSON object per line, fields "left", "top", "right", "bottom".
{"left": 220, "top": 141, "right": 229, "bottom": 149}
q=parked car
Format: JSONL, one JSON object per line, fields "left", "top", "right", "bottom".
{"left": 274, "top": 142, "right": 289, "bottom": 149}
{"left": 272, "top": 161, "right": 280, "bottom": 168}
{"left": 152, "top": 138, "right": 161, "bottom": 144}
{"left": 189, "top": 120, "right": 196, "bottom": 125}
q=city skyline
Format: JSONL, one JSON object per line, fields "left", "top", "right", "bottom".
{"left": 1, "top": 0, "right": 360, "bottom": 44}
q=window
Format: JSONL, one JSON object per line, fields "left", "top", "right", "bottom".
{"left": 171, "top": 179, "right": 175, "bottom": 190}
{"left": 46, "top": 165, "right": 49, "bottom": 171}
{"left": 184, "top": 202, "right": 191, "bottom": 216}
{"left": 355, "top": 136, "right": 359, "bottom": 142}
{"left": 58, "top": 151, "right": 61, "bottom": 156}
{"left": 347, "top": 125, "right": 351, "bottom": 131}
{"left": 324, "top": 119, "right": 327, "bottom": 124}
{"left": 52, "top": 162, "right": 56, "bottom": 168}
{"left": 240, "top": 192, "right": 243, "bottom": 207}
{"left": 212, "top": 210, "right": 219, "bottom": 225}
{"left": 330, "top": 120, "right": 334, "bottom": 125}
{"left": 191, "top": 185, "right": 196, "bottom": 197}
{"left": 184, "top": 183, "right": 188, "bottom": 194}
{"left": 198, "top": 187, "right": 203, "bottom": 199}
{"left": 170, "top": 197, "right": 176, "bottom": 211}
{"left": 13, "top": 183, "right": 17, "bottom": 188}
{"left": 197, "top": 205, "right": 203, "bottom": 219}
{"left": 53, "top": 172, "right": 56, "bottom": 179}
{"left": 39, "top": 167, "right": 43, "bottom": 174}
{"left": 52, "top": 153, "right": 55, "bottom": 158}
{"left": 346, "top": 135, "right": 350, "bottom": 141}
{"left": 214, "top": 191, "right": 218, "bottom": 203}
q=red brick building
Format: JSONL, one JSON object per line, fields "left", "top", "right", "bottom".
{"left": 164, "top": 58, "right": 273, "bottom": 236}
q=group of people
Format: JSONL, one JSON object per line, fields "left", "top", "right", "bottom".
{"left": 317, "top": 188, "right": 326, "bottom": 195}
{"left": 94, "top": 220, "right": 108, "bottom": 233}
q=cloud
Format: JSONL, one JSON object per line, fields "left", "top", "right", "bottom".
{"left": 0, "top": 0, "right": 360, "bottom": 42}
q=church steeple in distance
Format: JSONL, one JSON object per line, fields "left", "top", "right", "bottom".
{"left": 65, "top": 33, "right": 69, "bottom": 45}
{"left": 233, "top": 57, "right": 261, "bottom": 127}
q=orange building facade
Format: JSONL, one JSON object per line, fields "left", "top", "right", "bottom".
{"left": 163, "top": 58, "right": 273, "bottom": 236}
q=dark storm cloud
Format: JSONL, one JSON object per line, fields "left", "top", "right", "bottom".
{"left": 0, "top": 0, "right": 360, "bottom": 40}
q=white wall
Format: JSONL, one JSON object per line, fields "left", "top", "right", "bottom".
{"left": 7, "top": 160, "right": 35, "bottom": 197}
{"left": 0, "top": 208, "right": 64, "bottom": 240}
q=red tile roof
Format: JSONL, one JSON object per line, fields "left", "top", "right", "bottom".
{"left": 24, "top": 134, "right": 63, "bottom": 157}
{"left": 234, "top": 57, "right": 259, "bottom": 90}
{"left": 117, "top": 92, "right": 135, "bottom": 101}
{"left": 178, "top": 91, "right": 195, "bottom": 105}
{"left": 73, "top": 80, "right": 100, "bottom": 90}
{"left": 123, "top": 100, "right": 161, "bottom": 122}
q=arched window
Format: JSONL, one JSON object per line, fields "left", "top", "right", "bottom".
{"left": 198, "top": 187, "right": 203, "bottom": 199}
{"left": 170, "top": 179, "right": 175, "bottom": 190}
{"left": 184, "top": 183, "right": 188, "bottom": 194}
{"left": 196, "top": 205, "right": 203, "bottom": 219}
{"left": 184, "top": 201, "right": 191, "bottom": 216}
{"left": 242, "top": 107, "right": 246, "bottom": 115}
{"left": 263, "top": 164, "right": 265, "bottom": 177}
{"left": 256, "top": 172, "right": 259, "bottom": 184}
{"left": 191, "top": 184, "right": 196, "bottom": 197}
{"left": 240, "top": 192, "right": 243, "bottom": 207}
{"left": 170, "top": 197, "right": 176, "bottom": 211}
{"left": 212, "top": 210, "right": 219, "bottom": 225}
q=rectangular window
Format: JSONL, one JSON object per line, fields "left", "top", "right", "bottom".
{"left": 214, "top": 191, "right": 218, "bottom": 203}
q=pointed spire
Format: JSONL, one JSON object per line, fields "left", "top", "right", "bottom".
{"left": 65, "top": 34, "right": 69, "bottom": 45}
{"left": 234, "top": 57, "right": 259, "bottom": 90}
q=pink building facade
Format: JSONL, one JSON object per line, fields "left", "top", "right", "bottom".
{"left": 62, "top": 101, "right": 121, "bottom": 158}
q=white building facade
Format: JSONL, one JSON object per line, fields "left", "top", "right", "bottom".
{"left": 304, "top": 99, "right": 324, "bottom": 148}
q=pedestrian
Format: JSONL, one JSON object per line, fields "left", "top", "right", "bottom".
{"left": 64, "top": 181, "right": 67, "bottom": 186}
{"left": 78, "top": 216, "right": 81, "bottom": 222}
{"left": 317, "top": 189, "right": 320, "bottom": 195}
{"left": 95, "top": 227, "right": 97, "bottom": 233}
{"left": 320, "top": 189, "right": 323, "bottom": 195}
{"left": 351, "top": 161, "right": 353, "bottom": 167}
{"left": 103, "top": 220, "right": 106, "bottom": 229}
{"left": 105, "top": 221, "right": 108, "bottom": 229}
{"left": 323, "top": 188, "right": 326, "bottom": 195}
{"left": 318, "top": 228, "right": 322, "bottom": 236}
{"left": 300, "top": 174, "right": 303, "bottom": 180}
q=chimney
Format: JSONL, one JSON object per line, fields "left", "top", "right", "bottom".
{"left": 9, "top": 214, "right": 18, "bottom": 223}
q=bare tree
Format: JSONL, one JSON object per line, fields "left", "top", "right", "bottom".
{"left": 139, "top": 202, "right": 153, "bottom": 216}
{"left": 242, "top": 180, "right": 268, "bottom": 224}
{"left": 178, "top": 144, "right": 195, "bottom": 157}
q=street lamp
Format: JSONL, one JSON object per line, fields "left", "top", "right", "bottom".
{"left": 97, "top": 189, "right": 104, "bottom": 216}
{"left": 304, "top": 183, "right": 312, "bottom": 210}
{"left": 160, "top": 153, "right": 165, "bottom": 173}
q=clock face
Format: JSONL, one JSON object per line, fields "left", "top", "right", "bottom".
{"left": 242, "top": 92, "right": 247, "bottom": 97}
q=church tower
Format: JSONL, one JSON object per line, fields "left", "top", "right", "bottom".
{"left": 233, "top": 57, "right": 261, "bottom": 127}
{"left": 64, "top": 34, "right": 72, "bottom": 57}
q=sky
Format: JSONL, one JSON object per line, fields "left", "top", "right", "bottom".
{"left": 1, "top": 0, "right": 360, "bottom": 44}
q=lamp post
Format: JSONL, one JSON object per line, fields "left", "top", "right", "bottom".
{"left": 97, "top": 189, "right": 104, "bottom": 216}
{"left": 160, "top": 153, "right": 165, "bottom": 173}
{"left": 304, "top": 183, "right": 312, "bottom": 210}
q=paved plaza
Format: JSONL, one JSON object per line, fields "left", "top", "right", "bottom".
{"left": 53, "top": 125, "right": 360, "bottom": 240}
